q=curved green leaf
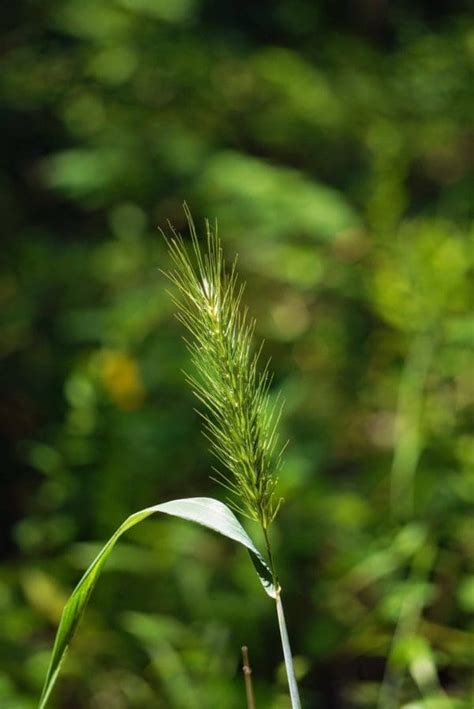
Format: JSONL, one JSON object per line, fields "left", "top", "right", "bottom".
{"left": 38, "top": 497, "right": 275, "bottom": 709}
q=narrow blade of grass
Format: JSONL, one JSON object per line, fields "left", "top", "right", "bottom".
{"left": 39, "top": 497, "right": 275, "bottom": 709}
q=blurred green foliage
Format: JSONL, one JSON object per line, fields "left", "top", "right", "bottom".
{"left": 1, "top": 1, "right": 473, "bottom": 707}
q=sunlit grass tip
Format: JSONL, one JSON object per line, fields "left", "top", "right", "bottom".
{"left": 163, "top": 205, "right": 285, "bottom": 530}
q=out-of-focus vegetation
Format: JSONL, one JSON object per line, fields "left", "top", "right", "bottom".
{"left": 1, "top": 1, "right": 473, "bottom": 707}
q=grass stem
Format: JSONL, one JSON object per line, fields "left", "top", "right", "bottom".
{"left": 241, "top": 646, "right": 256, "bottom": 709}
{"left": 275, "top": 590, "right": 302, "bottom": 709}
{"left": 390, "top": 331, "right": 434, "bottom": 518}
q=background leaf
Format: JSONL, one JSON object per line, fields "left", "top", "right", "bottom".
{"left": 3, "top": 2, "right": 473, "bottom": 705}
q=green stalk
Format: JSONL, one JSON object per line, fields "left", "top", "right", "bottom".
{"left": 275, "top": 589, "right": 301, "bottom": 709}
{"left": 262, "top": 524, "right": 301, "bottom": 708}
{"left": 390, "top": 331, "right": 434, "bottom": 519}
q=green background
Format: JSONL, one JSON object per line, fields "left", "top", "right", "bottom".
{"left": 1, "top": 1, "right": 473, "bottom": 707}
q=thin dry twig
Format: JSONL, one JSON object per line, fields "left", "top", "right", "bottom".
{"left": 241, "top": 645, "right": 256, "bottom": 709}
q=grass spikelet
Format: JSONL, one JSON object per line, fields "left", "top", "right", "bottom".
{"left": 164, "top": 206, "right": 284, "bottom": 530}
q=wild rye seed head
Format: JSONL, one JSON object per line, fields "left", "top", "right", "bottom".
{"left": 165, "top": 207, "right": 284, "bottom": 529}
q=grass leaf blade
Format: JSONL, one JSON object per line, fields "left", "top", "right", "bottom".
{"left": 38, "top": 497, "right": 275, "bottom": 709}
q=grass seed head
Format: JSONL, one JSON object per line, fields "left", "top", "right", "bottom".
{"left": 165, "top": 206, "right": 284, "bottom": 529}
